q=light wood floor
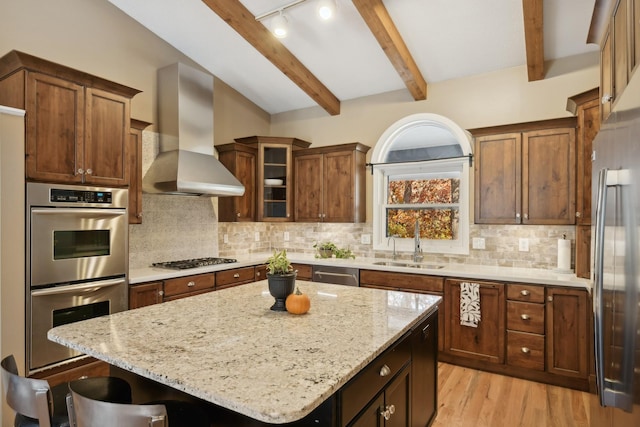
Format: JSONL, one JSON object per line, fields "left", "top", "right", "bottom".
{"left": 431, "top": 363, "right": 591, "bottom": 427}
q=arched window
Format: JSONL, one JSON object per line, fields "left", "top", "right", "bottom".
{"left": 371, "top": 114, "right": 473, "bottom": 256}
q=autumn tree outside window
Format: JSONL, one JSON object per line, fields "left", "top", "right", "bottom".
{"left": 371, "top": 114, "right": 472, "bottom": 256}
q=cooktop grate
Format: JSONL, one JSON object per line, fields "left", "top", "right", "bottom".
{"left": 151, "top": 257, "right": 237, "bottom": 270}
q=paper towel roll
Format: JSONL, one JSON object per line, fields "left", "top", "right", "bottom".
{"left": 557, "top": 239, "right": 571, "bottom": 271}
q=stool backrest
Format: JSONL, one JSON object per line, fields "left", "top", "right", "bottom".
{"left": 66, "top": 382, "right": 168, "bottom": 427}
{"left": 1, "top": 354, "right": 53, "bottom": 427}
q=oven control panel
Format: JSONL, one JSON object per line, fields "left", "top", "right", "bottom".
{"left": 50, "top": 189, "right": 113, "bottom": 204}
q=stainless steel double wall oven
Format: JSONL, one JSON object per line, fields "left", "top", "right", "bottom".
{"left": 27, "top": 182, "right": 128, "bottom": 374}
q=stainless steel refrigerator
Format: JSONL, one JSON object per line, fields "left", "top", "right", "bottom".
{"left": 591, "top": 74, "right": 640, "bottom": 426}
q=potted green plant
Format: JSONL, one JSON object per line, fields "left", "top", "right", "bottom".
{"left": 265, "top": 249, "right": 296, "bottom": 311}
{"left": 313, "top": 241, "right": 337, "bottom": 258}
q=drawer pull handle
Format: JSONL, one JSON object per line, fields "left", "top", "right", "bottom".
{"left": 187, "top": 281, "right": 196, "bottom": 287}
{"left": 520, "top": 290, "right": 530, "bottom": 296}
{"left": 521, "top": 347, "right": 531, "bottom": 354}
{"left": 233, "top": 273, "right": 240, "bottom": 278}
{"left": 379, "top": 364, "right": 391, "bottom": 377}
{"left": 520, "top": 314, "right": 530, "bottom": 320}
{"left": 380, "top": 404, "right": 396, "bottom": 420}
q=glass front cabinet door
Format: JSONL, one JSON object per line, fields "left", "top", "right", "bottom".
{"left": 234, "top": 136, "right": 310, "bottom": 222}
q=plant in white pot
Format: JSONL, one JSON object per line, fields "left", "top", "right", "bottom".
{"left": 265, "top": 249, "right": 296, "bottom": 311}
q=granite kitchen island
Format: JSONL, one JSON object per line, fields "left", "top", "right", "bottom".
{"left": 49, "top": 280, "right": 440, "bottom": 426}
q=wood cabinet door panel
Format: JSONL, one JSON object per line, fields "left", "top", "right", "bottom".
{"left": 522, "top": 128, "right": 576, "bottom": 224}
{"left": 129, "top": 281, "right": 163, "bottom": 309}
{"left": 601, "top": 28, "right": 613, "bottom": 120}
{"left": 546, "top": 288, "right": 589, "bottom": 378}
{"left": 84, "top": 88, "right": 130, "bottom": 186}
{"left": 444, "top": 279, "right": 505, "bottom": 363}
{"left": 348, "top": 393, "right": 383, "bottom": 427}
{"left": 25, "top": 72, "right": 84, "bottom": 183}
{"left": 613, "top": 0, "right": 629, "bottom": 100}
{"left": 384, "top": 366, "right": 410, "bottom": 427}
{"left": 235, "top": 150, "right": 256, "bottom": 220}
{"left": 324, "top": 151, "right": 354, "bottom": 222}
{"left": 294, "top": 153, "right": 323, "bottom": 222}
{"left": 474, "top": 133, "right": 521, "bottom": 224}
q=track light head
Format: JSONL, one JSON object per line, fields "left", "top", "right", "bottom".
{"left": 271, "top": 11, "right": 289, "bottom": 38}
{"left": 317, "top": 0, "right": 336, "bottom": 20}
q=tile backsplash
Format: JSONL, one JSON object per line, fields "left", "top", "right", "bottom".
{"left": 129, "top": 131, "right": 577, "bottom": 271}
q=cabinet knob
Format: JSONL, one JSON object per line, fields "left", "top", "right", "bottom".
{"left": 233, "top": 273, "right": 240, "bottom": 278}
{"left": 520, "top": 314, "right": 531, "bottom": 320}
{"left": 187, "top": 281, "right": 196, "bottom": 287}
{"left": 159, "top": 290, "right": 164, "bottom": 296}
{"left": 380, "top": 404, "right": 396, "bottom": 421}
{"left": 237, "top": 212, "right": 241, "bottom": 217}
{"left": 256, "top": 272, "right": 261, "bottom": 277}
{"left": 576, "top": 212, "right": 581, "bottom": 218}
{"left": 318, "top": 214, "right": 322, "bottom": 218}
{"left": 548, "top": 296, "right": 553, "bottom": 302}
{"left": 516, "top": 213, "right": 521, "bottom": 219}
{"left": 521, "top": 347, "right": 531, "bottom": 354}
{"left": 77, "top": 168, "right": 84, "bottom": 175}
{"left": 137, "top": 212, "right": 143, "bottom": 218}
{"left": 379, "top": 364, "right": 391, "bottom": 377}
{"left": 602, "top": 94, "right": 613, "bottom": 104}
{"left": 524, "top": 213, "right": 529, "bottom": 220}
{"left": 85, "top": 168, "right": 92, "bottom": 175}
{"left": 520, "top": 290, "right": 530, "bottom": 296}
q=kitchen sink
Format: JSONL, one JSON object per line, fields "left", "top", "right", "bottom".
{"left": 372, "top": 261, "right": 444, "bottom": 269}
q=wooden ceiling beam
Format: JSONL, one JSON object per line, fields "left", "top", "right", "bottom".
{"left": 522, "top": 0, "right": 545, "bottom": 81}
{"left": 201, "top": 0, "right": 341, "bottom": 116}
{"left": 352, "top": 0, "right": 427, "bottom": 100}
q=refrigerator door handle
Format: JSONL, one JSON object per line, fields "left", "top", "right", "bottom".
{"left": 593, "top": 168, "right": 607, "bottom": 407}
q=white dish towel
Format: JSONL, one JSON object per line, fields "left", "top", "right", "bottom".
{"left": 460, "top": 282, "right": 481, "bottom": 327}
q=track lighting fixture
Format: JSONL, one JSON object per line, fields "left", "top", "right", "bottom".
{"left": 271, "top": 11, "right": 289, "bottom": 39}
{"left": 256, "top": 0, "right": 337, "bottom": 39}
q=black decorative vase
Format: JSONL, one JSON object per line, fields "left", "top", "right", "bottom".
{"left": 267, "top": 272, "right": 296, "bottom": 311}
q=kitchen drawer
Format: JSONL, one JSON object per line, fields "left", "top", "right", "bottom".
{"left": 507, "top": 331, "right": 545, "bottom": 371}
{"left": 163, "top": 273, "right": 215, "bottom": 298}
{"left": 360, "top": 269, "right": 444, "bottom": 293}
{"left": 340, "top": 334, "right": 411, "bottom": 426}
{"left": 291, "top": 263, "right": 312, "bottom": 281}
{"left": 216, "top": 267, "right": 255, "bottom": 289}
{"left": 163, "top": 287, "right": 215, "bottom": 302}
{"left": 507, "top": 301, "right": 545, "bottom": 334}
{"left": 507, "top": 283, "right": 545, "bottom": 303}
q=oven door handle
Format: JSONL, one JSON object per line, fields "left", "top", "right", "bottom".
{"left": 31, "top": 278, "right": 126, "bottom": 297}
{"left": 31, "top": 208, "right": 126, "bottom": 217}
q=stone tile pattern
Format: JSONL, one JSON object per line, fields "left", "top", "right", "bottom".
{"left": 129, "top": 131, "right": 575, "bottom": 270}
{"left": 48, "top": 281, "right": 440, "bottom": 424}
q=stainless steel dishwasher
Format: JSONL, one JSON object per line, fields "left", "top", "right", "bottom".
{"left": 312, "top": 265, "right": 359, "bottom": 286}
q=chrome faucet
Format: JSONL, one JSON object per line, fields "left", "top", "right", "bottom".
{"left": 387, "top": 235, "right": 397, "bottom": 260}
{"left": 413, "top": 220, "right": 423, "bottom": 263}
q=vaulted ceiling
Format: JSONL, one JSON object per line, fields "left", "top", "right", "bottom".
{"left": 107, "top": 0, "right": 599, "bottom": 116}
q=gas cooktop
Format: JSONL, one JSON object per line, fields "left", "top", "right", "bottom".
{"left": 151, "top": 257, "right": 237, "bottom": 270}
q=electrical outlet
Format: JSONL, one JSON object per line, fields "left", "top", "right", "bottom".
{"left": 254, "top": 231, "right": 260, "bottom": 242}
{"left": 223, "top": 234, "right": 229, "bottom": 244}
{"left": 519, "top": 238, "right": 529, "bottom": 252}
{"left": 472, "top": 237, "right": 485, "bottom": 249}
{"left": 283, "top": 231, "right": 290, "bottom": 241}
{"left": 361, "top": 234, "right": 371, "bottom": 244}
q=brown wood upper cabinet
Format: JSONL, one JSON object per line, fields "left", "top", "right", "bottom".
{"left": 233, "top": 136, "right": 311, "bottom": 222}
{"left": 473, "top": 118, "right": 576, "bottom": 225}
{"left": 294, "top": 143, "right": 370, "bottom": 223}
{"left": 217, "top": 142, "right": 257, "bottom": 222}
{"left": 0, "top": 51, "right": 140, "bottom": 186}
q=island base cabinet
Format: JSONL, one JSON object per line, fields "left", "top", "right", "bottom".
{"left": 411, "top": 311, "right": 438, "bottom": 427}
{"left": 349, "top": 366, "right": 411, "bottom": 427}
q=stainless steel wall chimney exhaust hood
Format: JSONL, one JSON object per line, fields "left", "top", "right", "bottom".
{"left": 142, "top": 63, "right": 245, "bottom": 197}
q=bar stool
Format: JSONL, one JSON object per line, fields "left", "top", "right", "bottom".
{"left": 1, "top": 354, "right": 132, "bottom": 427}
{"left": 67, "top": 379, "right": 211, "bottom": 427}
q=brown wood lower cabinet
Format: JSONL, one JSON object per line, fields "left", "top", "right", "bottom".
{"left": 443, "top": 279, "right": 505, "bottom": 364}
{"left": 215, "top": 266, "right": 255, "bottom": 290}
{"left": 29, "top": 358, "right": 110, "bottom": 387}
{"left": 129, "top": 280, "right": 163, "bottom": 309}
{"left": 163, "top": 273, "right": 216, "bottom": 301}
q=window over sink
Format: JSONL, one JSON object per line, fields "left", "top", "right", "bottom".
{"left": 371, "top": 113, "right": 472, "bottom": 255}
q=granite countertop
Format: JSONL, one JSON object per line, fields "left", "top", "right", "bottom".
{"left": 49, "top": 280, "right": 440, "bottom": 424}
{"left": 129, "top": 252, "right": 592, "bottom": 290}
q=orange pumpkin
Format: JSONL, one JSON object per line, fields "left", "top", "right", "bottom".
{"left": 286, "top": 287, "right": 310, "bottom": 315}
